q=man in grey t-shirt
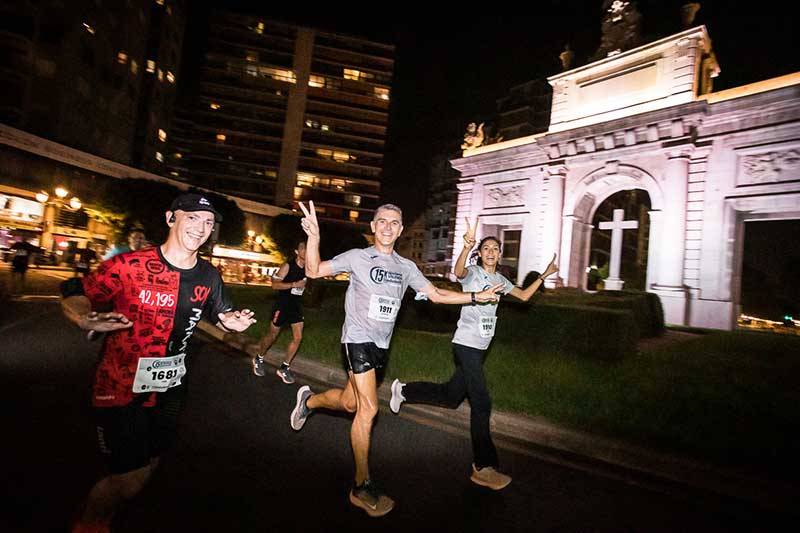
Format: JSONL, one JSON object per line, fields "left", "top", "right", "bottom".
{"left": 289, "top": 201, "right": 503, "bottom": 518}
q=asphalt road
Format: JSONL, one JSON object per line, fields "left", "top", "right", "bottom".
{"left": 0, "top": 299, "right": 786, "bottom": 532}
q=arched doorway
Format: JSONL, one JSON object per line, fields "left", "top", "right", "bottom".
{"left": 588, "top": 189, "right": 652, "bottom": 290}
{"left": 561, "top": 165, "right": 664, "bottom": 290}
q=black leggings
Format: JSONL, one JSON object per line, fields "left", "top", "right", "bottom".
{"left": 402, "top": 343, "right": 497, "bottom": 468}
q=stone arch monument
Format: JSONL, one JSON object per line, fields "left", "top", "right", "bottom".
{"left": 450, "top": 26, "right": 800, "bottom": 330}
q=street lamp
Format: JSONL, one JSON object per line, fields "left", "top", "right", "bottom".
{"left": 36, "top": 191, "right": 49, "bottom": 203}
{"left": 55, "top": 186, "right": 68, "bottom": 199}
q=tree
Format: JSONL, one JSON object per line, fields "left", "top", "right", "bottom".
{"left": 266, "top": 213, "right": 369, "bottom": 259}
{"left": 98, "top": 179, "right": 246, "bottom": 246}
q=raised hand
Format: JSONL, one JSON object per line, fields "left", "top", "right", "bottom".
{"left": 475, "top": 282, "right": 504, "bottom": 303}
{"left": 463, "top": 217, "right": 477, "bottom": 249}
{"left": 542, "top": 253, "right": 559, "bottom": 278}
{"left": 218, "top": 309, "right": 257, "bottom": 332}
{"left": 298, "top": 201, "right": 319, "bottom": 239}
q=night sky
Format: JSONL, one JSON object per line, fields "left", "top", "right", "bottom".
{"left": 184, "top": 0, "right": 799, "bottom": 221}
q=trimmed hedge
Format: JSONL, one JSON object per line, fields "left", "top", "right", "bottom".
{"left": 232, "top": 280, "right": 660, "bottom": 361}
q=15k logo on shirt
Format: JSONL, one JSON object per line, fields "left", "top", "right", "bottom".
{"left": 370, "top": 267, "right": 402, "bottom": 285}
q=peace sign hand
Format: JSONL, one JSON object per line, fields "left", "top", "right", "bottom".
{"left": 463, "top": 217, "right": 477, "bottom": 249}
{"left": 298, "top": 201, "right": 319, "bottom": 239}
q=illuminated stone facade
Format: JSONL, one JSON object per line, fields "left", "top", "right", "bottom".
{"left": 451, "top": 26, "right": 800, "bottom": 329}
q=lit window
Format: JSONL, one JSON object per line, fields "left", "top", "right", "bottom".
{"left": 331, "top": 179, "right": 345, "bottom": 189}
{"left": 333, "top": 151, "right": 350, "bottom": 163}
{"left": 259, "top": 66, "right": 295, "bottom": 83}
{"left": 296, "top": 172, "right": 317, "bottom": 187}
{"left": 216, "top": 133, "right": 226, "bottom": 142}
{"left": 305, "top": 119, "right": 319, "bottom": 129}
{"left": 293, "top": 187, "right": 303, "bottom": 199}
{"left": 374, "top": 87, "right": 390, "bottom": 100}
{"left": 155, "top": 151, "right": 164, "bottom": 162}
{"left": 146, "top": 60, "right": 156, "bottom": 73}
{"left": 157, "top": 69, "right": 163, "bottom": 81}
{"left": 309, "top": 75, "right": 325, "bottom": 88}
{"left": 83, "top": 22, "right": 95, "bottom": 35}
{"left": 315, "top": 148, "right": 332, "bottom": 159}
{"left": 320, "top": 124, "right": 330, "bottom": 132}
{"left": 343, "top": 68, "right": 374, "bottom": 81}
{"left": 130, "top": 59, "right": 138, "bottom": 74}
{"left": 210, "top": 102, "right": 221, "bottom": 110}
{"left": 256, "top": 21, "right": 265, "bottom": 34}
{"left": 156, "top": 0, "right": 165, "bottom": 5}
{"left": 169, "top": 171, "right": 179, "bottom": 177}
{"left": 345, "top": 194, "right": 361, "bottom": 206}
{"left": 174, "top": 152, "right": 182, "bottom": 159}
{"left": 117, "top": 51, "right": 128, "bottom": 64}
{"left": 246, "top": 51, "right": 258, "bottom": 62}
{"left": 166, "top": 71, "right": 175, "bottom": 83}
{"left": 158, "top": 129, "right": 167, "bottom": 142}
{"left": 349, "top": 210, "right": 359, "bottom": 220}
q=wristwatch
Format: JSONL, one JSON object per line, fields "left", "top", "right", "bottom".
{"left": 471, "top": 292, "right": 477, "bottom": 305}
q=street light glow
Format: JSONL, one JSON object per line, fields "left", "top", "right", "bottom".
{"left": 36, "top": 191, "right": 49, "bottom": 203}
{"left": 55, "top": 187, "right": 68, "bottom": 198}
{"left": 69, "top": 197, "right": 82, "bottom": 210}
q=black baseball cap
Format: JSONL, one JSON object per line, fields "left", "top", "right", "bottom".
{"left": 170, "top": 193, "right": 223, "bottom": 222}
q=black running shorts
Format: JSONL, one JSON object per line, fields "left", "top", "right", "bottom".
{"left": 271, "top": 302, "right": 304, "bottom": 327}
{"left": 93, "top": 386, "right": 186, "bottom": 474}
{"left": 343, "top": 343, "right": 388, "bottom": 375}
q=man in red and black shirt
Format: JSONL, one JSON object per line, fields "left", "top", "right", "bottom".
{"left": 62, "top": 193, "right": 256, "bottom": 533}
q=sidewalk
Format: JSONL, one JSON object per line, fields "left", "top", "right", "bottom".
{"left": 198, "top": 321, "right": 799, "bottom": 516}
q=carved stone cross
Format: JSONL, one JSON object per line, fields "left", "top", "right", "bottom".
{"left": 598, "top": 208, "right": 638, "bottom": 290}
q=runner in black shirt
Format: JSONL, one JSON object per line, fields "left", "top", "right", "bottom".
{"left": 252, "top": 240, "right": 307, "bottom": 383}
{"left": 62, "top": 193, "right": 256, "bottom": 533}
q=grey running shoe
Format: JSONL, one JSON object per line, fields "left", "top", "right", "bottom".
{"left": 349, "top": 479, "right": 395, "bottom": 518}
{"left": 470, "top": 464, "right": 512, "bottom": 490}
{"left": 252, "top": 356, "right": 266, "bottom": 377}
{"left": 290, "top": 385, "right": 313, "bottom": 431}
{"left": 276, "top": 366, "right": 295, "bottom": 384}
{"left": 389, "top": 379, "right": 405, "bottom": 414}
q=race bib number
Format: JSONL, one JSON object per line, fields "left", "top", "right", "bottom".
{"left": 132, "top": 355, "right": 186, "bottom": 393}
{"left": 479, "top": 316, "right": 497, "bottom": 338}
{"left": 368, "top": 294, "right": 400, "bottom": 322}
{"left": 291, "top": 286, "right": 305, "bottom": 296}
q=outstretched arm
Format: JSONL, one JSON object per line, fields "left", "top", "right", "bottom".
{"left": 454, "top": 217, "right": 477, "bottom": 279}
{"left": 422, "top": 282, "right": 504, "bottom": 305}
{"left": 507, "top": 254, "right": 559, "bottom": 302}
{"left": 217, "top": 309, "right": 257, "bottom": 332}
{"left": 62, "top": 295, "right": 133, "bottom": 332}
{"left": 299, "top": 201, "right": 334, "bottom": 279}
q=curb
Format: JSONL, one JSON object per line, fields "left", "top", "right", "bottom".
{"left": 198, "top": 320, "right": 799, "bottom": 515}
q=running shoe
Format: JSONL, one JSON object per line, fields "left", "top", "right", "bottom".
{"left": 470, "top": 464, "right": 512, "bottom": 490}
{"left": 290, "top": 385, "right": 313, "bottom": 430}
{"left": 389, "top": 378, "right": 405, "bottom": 414}
{"left": 276, "top": 366, "right": 295, "bottom": 384}
{"left": 349, "top": 479, "right": 395, "bottom": 517}
{"left": 252, "top": 355, "right": 266, "bottom": 377}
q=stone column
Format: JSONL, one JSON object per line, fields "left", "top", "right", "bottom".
{"left": 543, "top": 165, "right": 566, "bottom": 288}
{"left": 655, "top": 148, "right": 691, "bottom": 288}
{"left": 650, "top": 147, "right": 692, "bottom": 325}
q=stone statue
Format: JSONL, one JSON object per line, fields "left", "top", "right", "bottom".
{"left": 681, "top": 3, "right": 701, "bottom": 28}
{"left": 461, "top": 122, "right": 485, "bottom": 150}
{"left": 559, "top": 44, "right": 574, "bottom": 71}
{"left": 593, "top": 0, "right": 642, "bottom": 60}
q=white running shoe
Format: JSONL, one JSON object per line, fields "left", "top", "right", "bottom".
{"left": 389, "top": 379, "right": 405, "bottom": 414}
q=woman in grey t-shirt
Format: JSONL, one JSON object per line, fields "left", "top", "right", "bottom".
{"left": 390, "top": 220, "right": 558, "bottom": 490}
